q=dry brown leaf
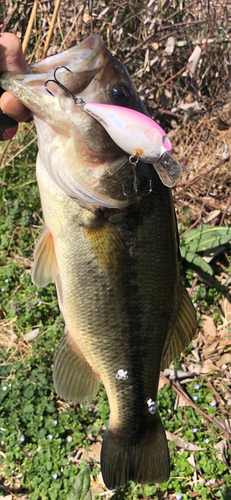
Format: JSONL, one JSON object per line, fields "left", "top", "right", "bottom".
{"left": 216, "top": 352, "right": 231, "bottom": 368}
{"left": 82, "top": 12, "right": 91, "bottom": 23}
{"left": 83, "top": 439, "right": 102, "bottom": 462}
{"left": 177, "top": 396, "right": 190, "bottom": 407}
{"left": 24, "top": 327, "right": 40, "bottom": 342}
{"left": 214, "top": 440, "right": 230, "bottom": 468}
{"left": 187, "top": 363, "right": 202, "bottom": 375}
{"left": 221, "top": 297, "right": 231, "bottom": 323}
{"left": 158, "top": 377, "right": 167, "bottom": 390}
{"left": 202, "top": 340, "right": 219, "bottom": 359}
{"left": 191, "top": 346, "right": 200, "bottom": 361}
{"left": 205, "top": 209, "right": 221, "bottom": 223}
{"left": 213, "top": 418, "right": 231, "bottom": 434}
{"left": 216, "top": 328, "right": 231, "bottom": 347}
{"left": 187, "top": 454, "right": 198, "bottom": 486}
{"left": 192, "top": 338, "right": 199, "bottom": 348}
{"left": 200, "top": 359, "right": 219, "bottom": 373}
{"left": 187, "top": 45, "right": 201, "bottom": 75}
{"left": 166, "top": 431, "right": 204, "bottom": 451}
{"left": 202, "top": 315, "right": 217, "bottom": 339}
{"left": 90, "top": 472, "right": 107, "bottom": 494}
{"left": 89, "top": 441, "right": 101, "bottom": 461}
{"left": 164, "top": 36, "right": 175, "bottom": 56}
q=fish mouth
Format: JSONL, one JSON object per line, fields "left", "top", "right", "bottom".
{"left": 0, "top": 36, "right": 138, "bottom": 209}
{"left": 0, "top": 35, "right": 112, "bottom": 134}
{"left": 21, "top": 35, "right": 109, "bottom": 106}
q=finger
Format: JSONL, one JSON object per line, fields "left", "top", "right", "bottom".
{"left": 0, "top": 33, "right": 31, "bottom": 73}
{"left": 0, "top": 91, "right": 31, "bottom": 122}
{"left": 0, "top": 33, "right": 32, "bottom": 127}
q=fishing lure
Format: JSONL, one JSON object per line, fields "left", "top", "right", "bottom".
{"left": 83, "top": 102, "right": 182, "bottom": 188}
{"left": 45, "top": 65, "right": 182, "bottom": 188}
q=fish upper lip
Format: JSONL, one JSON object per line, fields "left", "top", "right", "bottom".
{"left": 22, "top": 35, "right": 109, "bottom": 97}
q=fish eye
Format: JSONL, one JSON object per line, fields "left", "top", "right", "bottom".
{"left": 112, "top": 85, "right": 132, "bottom": 103}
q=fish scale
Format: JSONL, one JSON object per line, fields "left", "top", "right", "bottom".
{"left": 43, "top": 164, "right": 178, "bottom": 438}
{"left": 0, "top": 33, "right": 197, "bottom": 489}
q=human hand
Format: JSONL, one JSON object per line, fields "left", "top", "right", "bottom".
{"left": 0, "top": 33, "right": 32, "bottom": 139}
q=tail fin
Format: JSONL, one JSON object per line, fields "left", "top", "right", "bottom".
{"left": 101, "top": 412, "right": 170, "bottom": 489}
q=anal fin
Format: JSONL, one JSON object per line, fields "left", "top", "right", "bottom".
{"left": 32, "top": 225, "right": 58, "bottom": 288}
{"left": 53, "top": 328, "right": 99, "bottom": 402}
{"left": 161, "top": 286, "right": 197, "bottom": 370}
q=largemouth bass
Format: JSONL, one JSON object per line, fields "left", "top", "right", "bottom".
{"left": 0, "top": 34, "right": 197, "bottom": 489}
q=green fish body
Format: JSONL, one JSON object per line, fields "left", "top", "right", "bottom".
{"left": 0, "top": 34, "right": 197, "bottom": 489}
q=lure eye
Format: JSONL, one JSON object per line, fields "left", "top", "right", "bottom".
{"left": 112, "top": 85, "right": 132, "bottom": 104}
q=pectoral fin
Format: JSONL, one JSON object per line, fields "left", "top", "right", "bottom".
{"left": 32, "top": 225, "right": 58, "bottom": 288}
{"left": 53, "top": 328, "right": 99, "bottom": 402}
{"left": 161, "top": 286, "right": 197, "bottom": 370}
{"left": 83, "top": 218, "right": 128, "bottom": 273}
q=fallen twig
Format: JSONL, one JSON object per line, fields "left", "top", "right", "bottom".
{"left": 160, "top": 372, "right": 231, "bottom": 437}
{"left": 190, "top": 478, "right": 225, "bottom": 498}
{"left": 188, "top": 275, "right": 199, "bottom": 296}
{"left": 204, "top": 375, "right": 231, "bottom": 417}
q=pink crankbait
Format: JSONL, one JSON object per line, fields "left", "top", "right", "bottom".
{"left": 45, "top": 65, "right": 182, "bottom": 188}
{"left": 84, "top": 103, "right": 171, "bottom": 163}
{"left": 83, "top": 103, "right": 181, "bottom": 188}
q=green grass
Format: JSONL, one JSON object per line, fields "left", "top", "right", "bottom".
{"left": 0, "top": 126, "right": 231, "bottom": 499}
{"left": 1, "top": 341, "right": 231, "bottom": 499}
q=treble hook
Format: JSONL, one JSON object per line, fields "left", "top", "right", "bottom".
{"left": 45, "top": 68, "right": 152, "bottom": 198}
{"left": 122, "top": 154, "right": 153, "bottom": 197}
{"left": 45, "top": 66, "right": 85, "bottom": 106}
